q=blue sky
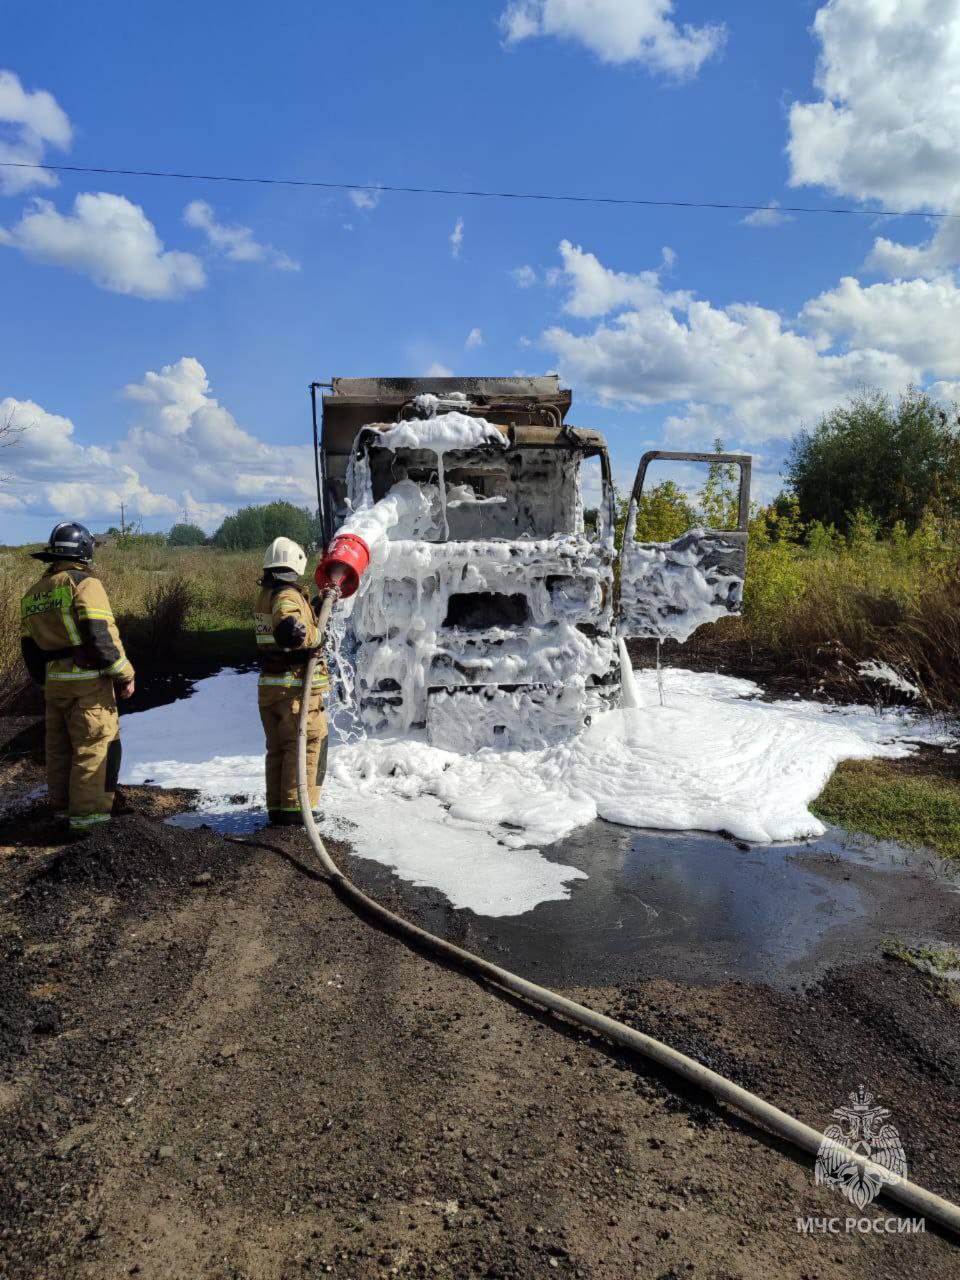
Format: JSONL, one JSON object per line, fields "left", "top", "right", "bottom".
{"left": 3, "top": 0, "right": 959, "bottom": 541}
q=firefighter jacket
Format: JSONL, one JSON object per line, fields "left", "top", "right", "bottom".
{"left": 254, "top": 577, "right": 330, "bottom": 691}
{"left": 20, "top": 561, "right": 135, "bottom": 690}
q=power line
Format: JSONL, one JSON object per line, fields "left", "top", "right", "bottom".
{"left": 0, "top": 159, "right": 956, "bottom": 220}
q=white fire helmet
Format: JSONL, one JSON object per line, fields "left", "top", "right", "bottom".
{"left": 263, "top": 536, "right": 307, "bottom": 576}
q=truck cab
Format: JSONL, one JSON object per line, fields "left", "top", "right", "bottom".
{"left": 317, "top": 376, "right": 750, "bottom": 749}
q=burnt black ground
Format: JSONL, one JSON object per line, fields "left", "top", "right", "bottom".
{"left": 1, "top": 793, "right": 958, "bottom": 1279}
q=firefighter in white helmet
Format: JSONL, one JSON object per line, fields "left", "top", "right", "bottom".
{"left": 254, "top": 537, "right": 329, "bottom": 825}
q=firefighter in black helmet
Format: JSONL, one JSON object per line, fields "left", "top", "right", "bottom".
{"left": 20, "top": 522, "right": 135, "bottom": 831}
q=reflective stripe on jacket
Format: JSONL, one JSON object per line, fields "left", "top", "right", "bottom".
{"left": 20, "top": 562, "right": 134, "bottom": 688}
{"left": 253, "top": 579, "right": 329, "bottom": 691}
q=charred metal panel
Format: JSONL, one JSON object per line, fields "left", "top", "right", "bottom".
{"left": 323, "top": 376, "right": 572, "bottom": 457}
{"left": 628, "top": 450, "right": 752, "bottom": 531}
{"left": 618, "top": 450, "right": 752, "bottom": 642}
{"left": 320, "top": 376, "right": 580, "bottom": 537}
{"left": 444, "top": 592, "right": 531, "bottom": 630}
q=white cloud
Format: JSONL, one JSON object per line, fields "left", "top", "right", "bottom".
{"left": 465, "top": 327, "right": 483, "bottom": 349}
{"left": 928, "top": 380, "right": 960, "bottom": 407}
{"left": 423, "top": 361, "right": 454, "bottom": 377}
{"left": 865, "top": 216, "right": 960, "bottom": 279}
{"left": 741, "top": 201, "right": 793, "bottom": 228}
{"left": 0, "top": 69, "right": 72, "bottom": 196}
{"left": 789, "top": 0, "right": 960, "bottom": 210}
{"left": 535, "top": 241, "right": 960, "bottom": 448}
{"left": 349, "top": 186, "right": 382, "bottom": 211}
{"left": 511, "top": 264, "right": 538, "bottom": 288}
{"left": 499, "top": 0, "right": 726, "bottom": 79}
{"left": 183, "top": 200, "right": 299, "bottom": 271}
{"left": 0, "top": 192, "right": 206, "bottom": 299}
{"left": 0, "top": 396, "right": 178, "bottom": 521}
{"left": 801, "top": 273, "right": 960, "bottom": 371}
{"left": 555, "top": 239, "right": 688, "bottom": 318}
{"left": 450, "top": 216, "right": 464, "bottom": 258}
{"left": 120, "top": 359, "right": 314, "bottom": 506}
{"left": 2, "top": 357, "right": 316, "bottom": 527}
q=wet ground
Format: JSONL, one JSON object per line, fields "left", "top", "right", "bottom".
{"left": 7, "top": 685, "right": 958, "bottom": 997}
{"left": 170, "top": 800, "right": 960, "bottom": 991}
{"left": 2, "top": 710, "right": 960, "bottom": 1277}
{"left": 121, "top": 661, "right": 959, "bottom": 995}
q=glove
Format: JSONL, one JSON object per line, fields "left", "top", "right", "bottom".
{"left": 274, "top": 616, "right": 308, "bottom": 648}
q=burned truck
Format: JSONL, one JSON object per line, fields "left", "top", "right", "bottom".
{"left": 313, "top": 376, "right": 751, "bottom": 748}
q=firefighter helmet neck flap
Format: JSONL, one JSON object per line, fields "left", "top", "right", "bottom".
{"left": 263, "top": 537, "right": 307, "bottom": 578}
{"left": 32, "top": 521, "right": 95, "bottom": 563}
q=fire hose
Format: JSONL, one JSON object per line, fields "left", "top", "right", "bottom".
{"left": 297, "top": 588, "right": 960, "bottom": 1236}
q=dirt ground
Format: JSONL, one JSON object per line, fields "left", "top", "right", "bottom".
{"left": 1, "top": 732, "right": 959, "bottom": 1278}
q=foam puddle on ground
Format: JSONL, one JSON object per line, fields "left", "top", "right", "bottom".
{"left": 119, "top": 666, "right": 954, "bottom": 918}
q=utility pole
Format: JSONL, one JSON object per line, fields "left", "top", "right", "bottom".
{"left": 119, "top": 501, "right": 125, "bottom": 535}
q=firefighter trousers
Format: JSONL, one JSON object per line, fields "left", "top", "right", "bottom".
{"left": 257, "top": 684, "right": 328, "bottom": 821}
{"left": 44, "top": 676, "right": 121, "bottom": 830}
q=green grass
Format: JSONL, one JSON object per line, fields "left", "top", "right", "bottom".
{"left": 812, "top": 759, "right": 960, "bottom": 859}
{"left": 882, "top": 940, "right": 960, "bottom": 1005}
{"left": 896, "top": 942, "right": 960, "bottom": 975}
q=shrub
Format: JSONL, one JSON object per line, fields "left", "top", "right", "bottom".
{"left": 114, "top": 531, "right": 168, "bottom": 550}
{"left": 168, "top": 522, "right": 207, "bottom": 547}
{"left": 138, "top": 575, "right": 195, "bottom": 655}
{"left": 741, "top": 540, "right": 805, "bottom": 644}
{"left": 787, "top": 386, "right": 960, "bottom": 534}
{"left": 213, "top": 501, "right": 318, "bottom": 551}
{"left": 805, "top": 520, "right": 844, "bottom": 557}
{"left": 633, "top": 481, "right": 696, "bottom": 542}
{"left": 846, "top": 506, "right": 879, "bottom": 553}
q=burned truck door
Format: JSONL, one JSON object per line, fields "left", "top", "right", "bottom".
{"left": 617, "top": 450, "right": 752, "bottom": 642}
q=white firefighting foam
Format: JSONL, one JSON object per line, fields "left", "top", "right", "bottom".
{"left": 372, "top": 411, "right": 505, "bottom": 455}
{"left": 857, "top": 659, "right": 922, "bottom": 700}
{"left": 333, "top": 411, "right": 613, "bottom": 746}
{"left": 119, "top": 664, "right": 953, "bottom": 917}
{"left": 618, "top": 516, "right": 745, "bottom": 643}
{"left": 117, "top": 410, "right": 953, "bottom": 916}
{"left": 339, "top": 411, "right": 507, "bottom": 547}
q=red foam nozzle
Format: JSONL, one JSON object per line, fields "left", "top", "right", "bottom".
{"left": 316, "top": 533, "right": 370, "bottom": 599}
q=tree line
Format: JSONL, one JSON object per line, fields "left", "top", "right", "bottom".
{"left": 109, "top": 384, "right": 960, "bottom": 555}
{"left": 631, "top": 387, "right": 960, "bottom": 546}
{"left": 106, "top": 501, "right": 323, "bottom": 551}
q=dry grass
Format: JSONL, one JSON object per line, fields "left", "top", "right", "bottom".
{"left": 3, "top": 536, "right": 959, "bottom": 710}
{"left": 776, "top": 547, "right": 958, "bottom": 707}
{"left": 0, "top": 545, "right": 262, "bottom": 710}
{"left": 94, "top": 544, "right": 258, "bottom": 629}
{"left": 0, "top": 553, "right": 30, "bottom": 710}
{"left": 675, "top": 534, "right": 960, "bottom": 709}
